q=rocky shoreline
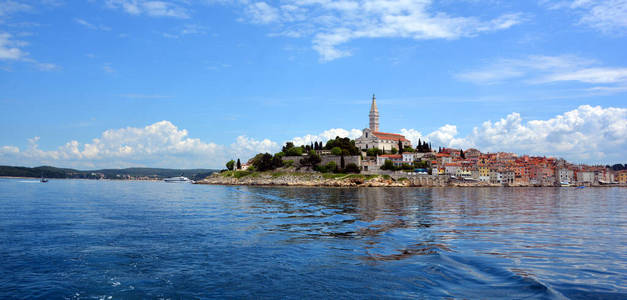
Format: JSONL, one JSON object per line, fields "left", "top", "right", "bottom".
{"left": 195, "top": 171, "right": 627, "bottom": 187}
{"left": 196, "top": 171, "right": 506, "bottom": 187}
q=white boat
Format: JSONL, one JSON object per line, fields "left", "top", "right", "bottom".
{"left": 164, "top": 176, "right": 191, "bottom": 183}
{"left": 560, "top": 181, "right": 570, "bottom": 187}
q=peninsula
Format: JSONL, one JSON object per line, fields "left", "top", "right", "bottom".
{"left": 202, "top": 95, "right": 627, "bottom": 187}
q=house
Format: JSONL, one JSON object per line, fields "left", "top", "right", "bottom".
{"left": 376, "top": 154, "right": 404, "bottom": 166}
{"left": 617, "top": 170, "right": 627, "bottom": 183}
{"left": 556, "top": 168, "right": 574, "bottom": 184}
{"left": 576, "top": 170, "right": 595, "bottom": 184}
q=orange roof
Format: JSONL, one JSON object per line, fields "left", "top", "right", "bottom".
{"left": 379, "top": 154, "right": 402, "bottom": 158}
{"left": 372, "top": 131, "right": 409, "bottom": 142}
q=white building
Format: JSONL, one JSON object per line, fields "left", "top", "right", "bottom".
{"left": 557, "top": 168, "right": 574, "bottom": 184}
{"left": 355, "top": 95, "right": 412, "bottom": 152}
{"left": 577, "top": 171, "right": 595, "bottom": 183}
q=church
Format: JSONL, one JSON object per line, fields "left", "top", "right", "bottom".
{"left": 355, "top": 95, "right": 412, "bottom": 152}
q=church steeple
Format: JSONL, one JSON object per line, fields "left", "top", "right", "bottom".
{"left": 369, "top": 94, "right": 379, "bottom": 132}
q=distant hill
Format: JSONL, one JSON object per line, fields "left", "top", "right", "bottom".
{"left": 0, "top": 165, "right": 217, "bottom": 180}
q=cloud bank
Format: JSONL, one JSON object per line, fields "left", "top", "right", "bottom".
{"left": 234, "top": 0, "right": 524, "bottom": 61}
{"left": 1, "top": 105, "right": 626, "bottom": 168}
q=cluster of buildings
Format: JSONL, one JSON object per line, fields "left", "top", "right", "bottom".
{"left": 353, "top": 95, "right": 625, "bottom": 186}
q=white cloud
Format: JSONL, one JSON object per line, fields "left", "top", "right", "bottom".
{"left": 412, "top": 105, "right": 627, "bottom": 164}
{"left": 0, "top": 32, "right": 27, "bottom": 60}
{"left": 538, "top": 67, "right": 627, "bottom": 84}
{"left": 0, "top": 32, "right": 58, "bottom": 70}
{"left": 399, "top": 128, "right": 424, "bottom": 146}
{"left": 0, "top": 145, "right": 19, "bottom": 154}
{"left": 230, "top": 135, "right": 280, "bottom": 156}
{"left": 229, "top": 0, "right": 524, "bottom": 61}
{"left": 103, "top": 63, "right": 115, "bottom": 73}
{"left": 106, "top": 0, "right": 190, "bottom": 18}
{"left": 0, "top": 0, "right": 31, "bottom": 18}
{"left": 75, "top": 18, "right": 111, "bottom": 31}
{"left": 245, "top": 2, "right": 280, "bottom": 24}
{"left": 457, "top": 54, "right": 627, "bottom": 93}
{"left": 0, "top": 121, "right": 280, "bottom": 169}
{"left": 547, "top": 0, "right": 627, "bottom": 34}
{"left": 290, "top": 128, "right": 362, "bottom": 146}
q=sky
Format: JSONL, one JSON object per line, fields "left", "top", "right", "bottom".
{"left": 0, "top": 0, "right": 626, "bottom": 169}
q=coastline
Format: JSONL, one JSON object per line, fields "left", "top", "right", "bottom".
{"left": 195, "top": 171, "right": 626, "bottom": 187}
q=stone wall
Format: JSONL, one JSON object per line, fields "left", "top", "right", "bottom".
{"left": 282, "top": 155, "right": 361, "bottom": 168}
{"left": 320, "top": 155, "right": 361, "bottom": 167}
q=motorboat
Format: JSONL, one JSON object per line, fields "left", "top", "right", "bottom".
{"left": 560, "top": 181, "right": 570, "bottom": 187}
{"left": 164, "top": 176, "right": 191, "bottom": 183}
{"left": 41, "top": 172, "right": 48, "bottom": 183}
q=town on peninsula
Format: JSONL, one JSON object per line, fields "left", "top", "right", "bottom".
{"left": 200, "top": 95, "right": 627, "bottom": 187}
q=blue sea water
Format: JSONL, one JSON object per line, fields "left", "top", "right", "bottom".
{"left": 0, "top": 179, "right": 625, "bottom": 299}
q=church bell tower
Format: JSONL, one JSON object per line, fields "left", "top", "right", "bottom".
{"left": 369, "top": 94, "right": 379, "bottom": 132}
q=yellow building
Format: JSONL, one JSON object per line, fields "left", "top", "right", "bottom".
{"left": 617, "top": 170, "right": 627, "bottom": 184}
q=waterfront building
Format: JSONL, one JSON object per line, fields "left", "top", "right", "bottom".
{"left": 355, "top": 95, "right": 412, "bottom": 152}
{"left": 556, "top": 168, "right": 574, "bottom": 184}
{"left": 617, "top": 170, "right": 627, "bottom": 183}
{"left": 577, "top": 170, "right": 595, "bottom": 184}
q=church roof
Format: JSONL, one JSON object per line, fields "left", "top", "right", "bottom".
{"left": 372, "top": 131, "right": 409, "bottom": 142}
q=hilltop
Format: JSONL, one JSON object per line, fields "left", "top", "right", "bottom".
{"left": 0, "top": 165, "right": 217, "bottom": 181}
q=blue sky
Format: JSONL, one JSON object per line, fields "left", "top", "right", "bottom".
{"left": 1, "top": 0, "right": 626, "bottom": 168}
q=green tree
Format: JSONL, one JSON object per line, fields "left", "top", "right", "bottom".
{"left": 366, "top": 148, "right": 382, "bottom": 156}
{"left": 282, "top": 142, "right": 295, "bottom": 153}
{"left": 344, "top": 163, "right": 360, "bottom": 173}
{"left": 331, "top": 147, "right": 342, "bottom": 155}
{"left": 398, "top": 140, "right": 403, "bottom": 154}
{"left": 252, "top": 153, "right": 274, "bottom": 171}
{"left": 340, "top": 154, "right": 345, "bottom": 169}
{"left": 236, "top": 158, "right": 241, "bottom": 170}
{"left": 460, "top": 149, "right": 465, "bottom": 159}
{"left": 301, "top": 150, "right": 321, "bottom": 166}
{"left": 286, "top": 146, "right": 303, "bottom": 156}
{"left": 324, "top": 136, "right": 360, "bottom": 155}
{"left": 226, "top": 160, "right": 235, "bottom": 171}
{"left": 381, "top": 159, "right": 396, "bottom": 170}
{"left": 272, "top": 154, "right": 284, "bottom": 168}
{"left": 391, "top": 148, "right": 398, "bottom": 154}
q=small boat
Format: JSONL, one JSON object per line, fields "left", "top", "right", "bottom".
{"left": 576, "top": 186, "right": 585, "bottom": 189}
{"left": 40, "top": 172, "right": 48, "bottom": 183}
{"left": 560, "top": 181, "right": 570, "bottom": 187}
{"left": 164, "top": 175, "right": 191, "bottom": 183}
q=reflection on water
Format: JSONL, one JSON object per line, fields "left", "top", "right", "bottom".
{"left": 0, "top": 179, "right": 625, "bottom": 299}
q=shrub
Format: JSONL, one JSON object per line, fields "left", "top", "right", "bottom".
{"left": 326, "top": 161, "right": 337, "bottom": 172}
{"left": 252, "top": 153, "right": 274, "bottom": 171}
{"left": 301, "top": 151, "right": 322, "bottom": 167}
{"left": 366, "top": 148, "right": 383, "bottom": 156}
{"left": 226, "top": 160, "right": 235, "bottom": 171}
{"left": 331, "top": 147, "right": 342, "bottom": 156}
{"left": 344, "top": 163, "right": 360, "bottom": 173}
{"left": 381, "top": 159, "right": 396, "bottom": 170}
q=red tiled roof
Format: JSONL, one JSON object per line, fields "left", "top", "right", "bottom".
{"left": 379, "top": 154, "right": 402, "bottom": 158}
{"left": 372, "top": 131, "right": 409, "bottom": 142}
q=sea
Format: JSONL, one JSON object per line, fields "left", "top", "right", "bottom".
{"left": 0, "top": 178, "right": 625, "bottom": 299}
